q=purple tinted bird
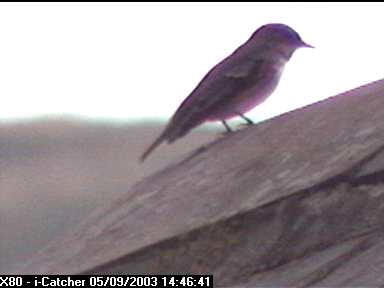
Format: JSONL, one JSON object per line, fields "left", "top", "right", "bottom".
{"left": 141, "top": 23, "right": 313, "bottom": 161}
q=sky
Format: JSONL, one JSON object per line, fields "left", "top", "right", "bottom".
{"left": 0, "top": 2, "right": 383, "bottom": 124}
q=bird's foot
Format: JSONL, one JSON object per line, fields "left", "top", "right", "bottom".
{"left": 217, "top": 120, "right": 233, "bottom": 137}
{"left": 235, "top": 113, "right": 254, "bottom": 129}
{"left": 219, "top": 129, "right": 233, "bottom": 137}
{"left": 237, "top": 121, "right": 254, "bottom": 129}
{"left": 221, "top": 120, "right": 232, "bottom": 132}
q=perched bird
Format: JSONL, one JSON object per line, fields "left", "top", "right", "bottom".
{"left": 141, "top": 23, "right": 313, "bottom": 161}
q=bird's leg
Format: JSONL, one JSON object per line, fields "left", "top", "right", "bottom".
{"left": 221, "top": 120, "right": 232, "bottom": 133}
{"left": 236, "top": 112, "right": 254, "bottom": 125}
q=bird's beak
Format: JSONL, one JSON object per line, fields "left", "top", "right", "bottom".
{"left": 301, "top": 41, "right": 314, "bottom": 48}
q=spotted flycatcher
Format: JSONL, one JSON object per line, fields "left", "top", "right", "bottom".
{"left": 141, "top": 23, "right": 313, "bottom": 161}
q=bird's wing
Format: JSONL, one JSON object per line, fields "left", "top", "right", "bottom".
{"left": 165, "top": 57, "right": 268, "bottom": 141}
{"left": 173, "top": 59, "right": 261, "bottom": 118}
{"left": 223, "top": 58, "right": 257, "bottom": 78}
{"left": 140, "top": 58, "right": 267, "bottom": 161}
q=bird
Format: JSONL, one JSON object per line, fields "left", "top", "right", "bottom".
{"left": 140, "top": 23, "right": 313, "bottom": 161}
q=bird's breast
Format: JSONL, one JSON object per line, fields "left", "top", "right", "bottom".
{"left": 207, "top": 64, "right": 284, "bottom": 121}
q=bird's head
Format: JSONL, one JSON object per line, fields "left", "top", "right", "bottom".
{"left": 250, "top": 23, "right": 313, "bottom": 59}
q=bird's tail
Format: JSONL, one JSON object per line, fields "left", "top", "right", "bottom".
{"left": 140, "top": 118, "right": 198, "bottom": 162}
{"left": 140, "top": 130, "right": 167, "bottom": 162}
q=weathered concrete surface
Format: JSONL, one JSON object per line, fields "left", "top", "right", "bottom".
{"left": 0, "top": 120, "right": 216, "bottom": 273}
{"left": 16, "top": 79, "right": 384, "bottom": 287}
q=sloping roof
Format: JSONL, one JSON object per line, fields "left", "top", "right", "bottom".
{"left": 16, "top": 78, "right": 384, "bottom": 287}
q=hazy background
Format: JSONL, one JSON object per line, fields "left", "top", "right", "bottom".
{"left": 0, "top": 2, "right": 383, "bottom": 123}
{"left": 2, "top": 2, "right": 384, "bottom": 273}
